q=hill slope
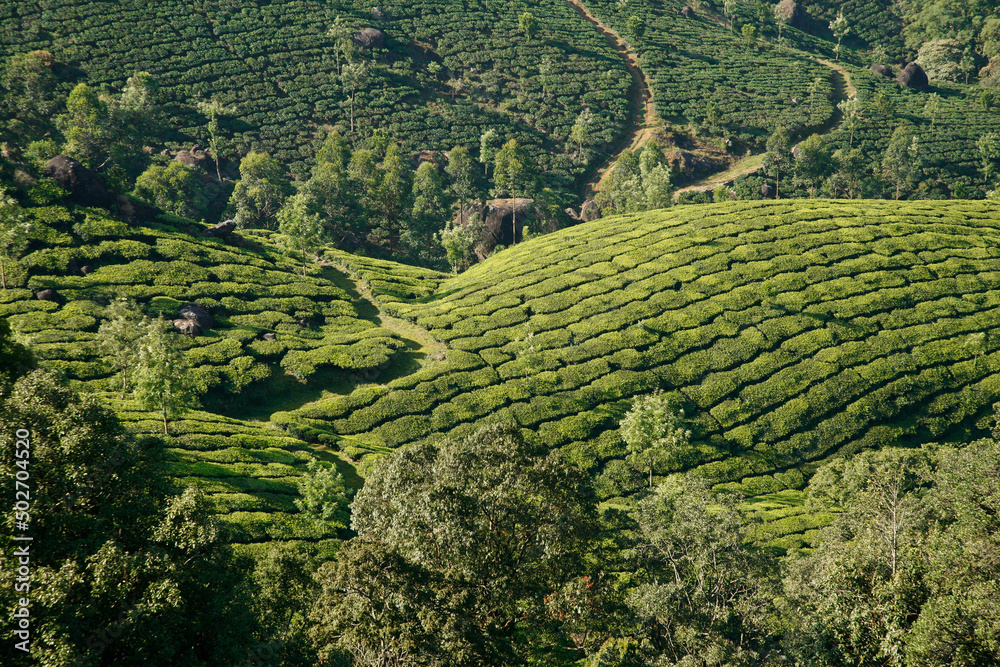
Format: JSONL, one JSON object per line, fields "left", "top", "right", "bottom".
{"left": 283, "top": 200, "right": 1000, "bottom": 513}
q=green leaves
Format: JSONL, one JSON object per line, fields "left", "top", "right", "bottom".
{"left": 294, "top": 460, "right": 349, "bottom": 530}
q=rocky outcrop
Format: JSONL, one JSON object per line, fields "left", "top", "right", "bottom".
{"left": 355, "top": 28, "right": 385, "bottom": 49}
{"left": 565, "top": 199, "right": 601, "bottom": 223}
{"left": 174, "top": 145, "right": 214, "bottom": 172}
{"left": 871, "top": 63, "right": 894, "bottom": 78}
{"left": 761, "top": 183, "right": 775, "bottom": 198}
{"left": 203, "top": 219, "right": 237, "bottom": 238}
{"left": 457, "top": 198, "right": 533, "bottom": 255}
{"left": 897, "top": 62, "right": 929, "bottom": 90}
{"left": 43, "top": 155, "right": 115, "bottom": 208}
{"left": 36, "top": 289, "right": 61, "bottom": 302}
{"left": 173, "top": 303, "right": 213, "bottom": 336}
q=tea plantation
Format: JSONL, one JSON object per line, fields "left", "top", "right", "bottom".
{"left": 0, "top": 0, "right": 630, "bottom": 183}
{"left": 2, "top": 202, "right": 421, "bottom": 555}
{"left": 278, "top": 199, "right": 1000, "bottom": 548}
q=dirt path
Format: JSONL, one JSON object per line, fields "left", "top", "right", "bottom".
{"left": 565, "top": 0, "right": 658, "bottom": 195}
{"left": 675, "top": 57, "right": 856, "bottom": 197}
{"left": 323, "top": 262, "right": 448, "bottom": 364}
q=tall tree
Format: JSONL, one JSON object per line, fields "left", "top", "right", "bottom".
{"left": 277, "top": 193, "right": 326, "bottom": 276}
{"left": 133, "top": 318, "right": 196, "bottom": 435}
{"left": 479, "top": 128, "right": 502, "bottom": 177}
{"left": 519, "top": 12, "right": 539, "bottom": 44}
{"left": 0, "top": 188, "right": 30, "bottom": 290}
{"left": 763, "top": 126, "right": 792, "bottom": 198}
{"left": 327, "top": 16, "right": 357, "bottom": 75}
{"left": 795, "top": 133, "right": 833, "bottom": 197}
{"left": 294, "top": 460, "right": 349, "bottom": 531}
{"left": 304, "top": 130, "right": 355, "bottom": 244}
{"left": 96, "top": 298, "right": 147, "bottom": 397}
{"left": 829, "top": 10, "right": 850, "bottom": 61}
{"left": 979, "top": 132, "right": 1000, "bottom": 188}
{"left": 0, "top": 50, "right": 59, "bottom": 141}
{"left": 407, "top": 160, "right": 447, "bottom": 262}
{"left": 493, "top": 139, "right": 533, "bottom": 243}
{"left": 569, "top": 108, "right": 596, "bottom": 160}
{"left": 445, "top": 145, "right": 479, "bottom": 217}
{"left": 341, "top": 61, "right": 369, "bottom": 133}
{"left": 228, "top": 151, "right": 291, "bottom": 229}
{"left": 310, "top": 424, "right": 598, "bottom": 666}
{"left": 196, "top": 98, "right": 232, "bottom": 181}
{"left": 619, "top": 391, "right": 690, "bottom": 487}
{"left": 882, "top": 124, "right": 922, "bottom": 199}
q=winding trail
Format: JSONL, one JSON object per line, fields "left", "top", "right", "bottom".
{"left": 675, "top": 56, "right": 856, "bottom": 197}
{"left": 322, "top": 261, "right": 448, "bottom": 365}
{"left": 565, "top": 0, "right": 658, "bottom": 196}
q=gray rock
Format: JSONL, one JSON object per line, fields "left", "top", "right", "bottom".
{"left": 37, "top": 289, "right": 60, "bottom": 302}
{"left": 871, "top": 63, "right": 894, "bottom": 78}
{"left": 204, "top": 219, "right": 237, "bottom": 238}
{"left": 354, "top": 27, "right": 385, "bottom": 49}
{"left": 179, "top": 303, "right": 213, "bottom": 330}
{"left": 173, "top": 319, "right": 201, "bottom": 337}
{"left": 262, "top": 332, "right": 277, "bottom": 341}
{"left": 43, "top": 155, "right": 115, "bottom": 208}
{"left": 897, "top": 61, "right": 929, "bottom": 90}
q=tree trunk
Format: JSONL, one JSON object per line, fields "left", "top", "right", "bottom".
{"left": 163, "top": 407, "right": 169, "bottom": 436}
{"left": 121, "top": 366, "right": 128, "bottom": 399}
{"left": 0, "top": 257, "right": 6, "bottom": 290}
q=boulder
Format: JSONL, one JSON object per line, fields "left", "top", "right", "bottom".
{"left": 579, "top": 198, "right": 600, "bottom": 222}
{"left": 897, "top": 61, "right": 929, "bottom": 90}
{"left": 871, "top": 63, "right": 894, "bottom": 78}
{"left": 173, "top": 319, "right": 201, "bottom": 337}
{"left": 354, "top": 28, "right": 385, "bottom": 49}
{"left": 178, "top": 302, "right": 213, "bottom": 330}
{"left": 680, "top": 5, "right": 693, "bottom": 18}
{"left": 455, "top": 198, "right": 534, "bottom": 257}
{"left": 43, "top": 155, "right": 115, "bottom": 208}
{"left": 774, "top": 0, "right": 804, "bottom": 27}
{"left": 761, "top": 183, "right": 775, "bottom": 198}
{"left": 174, "top": 146, "right": 214, "bottom": 172}
{"left": 204, "top": 219, "right": 237, "bottom": 238}
{"left": 262, "top": 332, "right": 277, "bottom": 341}
{"left": 36, "top": 289, "right": 60, "bottom": 302}
{"left": 67, "top": 257, "right": 79, "bottom": 276}
{"left": 80, "top": 265, "right": 93, "bottom": 275}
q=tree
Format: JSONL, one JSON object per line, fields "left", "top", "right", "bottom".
{"left": 277, "top": 193, "right": 326, "bottom": 276}
{"left": 979, "top": 132, "right": 1000, "bottom": 187}
{"left": 0, "top": 188, "right": 30, "bottom": 290}
{"left": 493, "top": 139, "right": 534, "bottom": 243}
{"left": 639, "top": 140, "right": 673, "bottom": 210}
{"left": 628, "top": 475, "right": 777, "bottom": 665}
{"left": 829, "top": 11, "right": 850, "bottom": 61}
{"left": 437, "top": 217, "right": 482, "bottom": 273}
{"left": 96, "top": 298, "right": 147, "bottom": 397}
{"left": 132, "top": 161, "right": 199, "bottom": 217}
{"left": 406, "top": 160, "right": 447, "bottom": 262}
{"left": 783, "top": 447, "right": 932, "bottom": 666}
{"left": 228, "top": 151, "right": 291, "bottom": 229}
{"left": 924, "top": 92, "right": 943, "bottom": 128}
{"left": 196, "top": 98, "right": 232, "bottom": 181}
{"left": 340, "top": 61, "right": 369, "bottom": 133}
{"left": 626, "top": 15, "right": 646, "bottom": 40}
{"left": 445, "top": 145, "right": 479, "bottom": 216}
{"left": 724, "top": 0, "right": 736, "bottom": 32}
{"left": 519, "top": 12, "right": 539, "bottom": 43}
{"left": 327, "top": 16, "right": 357, "bottom": 75}
{"left": 619, "top": 391, "right": 690, "bottom": 488}
{"left": 60, "top": 82, "right": 109, "bottom": 169}
{"left": 133, "top": 318, "right": 196, "bottom": 435}
{"left": 0, "top": 317, "right": 33, "bottom": 388}
{"left": 916, "top": 38, "right": 965, "bottom": 82}
{"left": 742, "top": 23, "right": 758, "bottom": 47}
{"left": 1, "top": 50, "right": 59, "bottom": 141}
{"left": 882, "top": 124, "right": 921, "bottom": 199}
{"left": 479, "top": 128, "right": 502, "bottom": 176}
{"left": 832, "top": 146, "right": 866, "bottom": 199}
{"left": 304, "top": 130, "right": 356, "bottom": 244}
{"left": 795, "top": 133, "right": 833, "bottom": 197}
{"left": 597, "top": 149, "right": 642, "bottom": 214}
{"left": 371, "top": 142, "right": 411, "bottom": 254}
{"left": 311, "top": 424, "right": 598, "bottom": 665}
{"left": 294, "top": 460, "right": 349, "bottom": 530}
{"left": 838, "top": 95, "right": 860, "bottom": 146}
{"left": 569, "top": 107, "right": 597, "bottom": 160}
{"left": 873, "top": 90, "right": 896, "bottom": 117}
{"left": 763, "top": 126, "right": 792, "bottom": 198}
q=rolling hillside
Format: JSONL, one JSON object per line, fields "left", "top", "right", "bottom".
{"left": 278, "top": 199, "right": 1000, "bottom": 544}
